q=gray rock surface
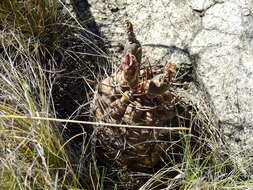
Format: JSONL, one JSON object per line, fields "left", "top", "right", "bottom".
{"left": 189, "top": 0, "right": 253, "bottom": 171}
{"left": 88, "top": 0, "right": 253, "bottom": 171}
{"left": 187, "top": 0, "right": 217, "bottom": 11}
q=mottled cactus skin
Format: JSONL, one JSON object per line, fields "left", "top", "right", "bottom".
{"left": 91, "top": 21, "right": 180, "bottom": 172}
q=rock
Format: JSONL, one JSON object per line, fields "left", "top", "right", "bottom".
{"left": 89, "top": 0, "right": 201, "bottom": 64}
{"left": 187, "top": 0, "right": 216, "bottom": 11}
{"left": 190, "top": 0, "right": 253, "bottom": 168}
{"left": 88, "top": 0, "right": 253, "bottom": 173}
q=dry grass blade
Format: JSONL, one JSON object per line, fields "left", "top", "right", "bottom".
{"left": 0, "top": 114, "right": 191, "bottom": 131}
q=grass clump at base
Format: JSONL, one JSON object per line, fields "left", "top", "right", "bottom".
{"left": 134, "top": 100, "right": 253, "bottom": 190}
{"left": 0, "top": 47, "right": 80, "bottom": 189}
{"left": 0, "top": 0, "right": 97, "bottom": 189}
